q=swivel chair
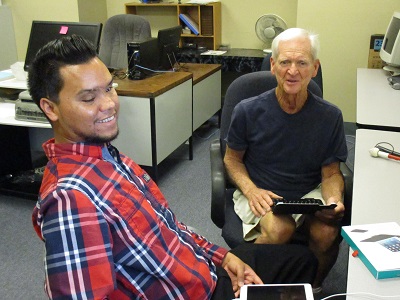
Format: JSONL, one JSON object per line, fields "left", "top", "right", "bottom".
{"left": 210, "top": 71, "right": 353, "bottom": 248}
{"left": 99, "top": 14, "right": 151, "bottom": 69}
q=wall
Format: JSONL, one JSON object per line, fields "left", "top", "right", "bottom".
{"left": 107, "top": 0, "right": 298, "bottom": 49}
{"left": 4, "top": 0, "right": 400, "bottom": 121}
{"left": 297, "top": 0, "right": 400, "bottom": 122}
{"left": 78, "top": 0, "right": 107, "bottom": 25}
{"left": 0, "top": 5, "right": 17, "bottom": 69}
{"left": 3, "top": 0, "right": 107, "bottom": 61}
{"left": 3, "top": 0, "right": 80, "bottom": 60}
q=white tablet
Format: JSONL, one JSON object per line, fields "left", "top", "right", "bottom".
{"left": 240, "top": 283, "right": 314, "bottom": 300}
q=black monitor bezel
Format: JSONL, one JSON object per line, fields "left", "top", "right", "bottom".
{"left": 24, "top": 20, "right": 103, "bottom": 71}
{"left": 157, "top": 25, "right": 182, "bottom": 70}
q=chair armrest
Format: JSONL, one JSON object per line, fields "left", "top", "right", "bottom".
{"left": 210, "top": 139, "right": 226, "bottom": 228}
{"left": 340, "top": 162, "right": 353, "bottom": 226}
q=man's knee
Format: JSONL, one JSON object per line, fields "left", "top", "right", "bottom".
{"left": 310, "top": 222, "right": 340, "bottom": 252}
{"left": 258, "top": 216, "right": 296, "bottom": 244}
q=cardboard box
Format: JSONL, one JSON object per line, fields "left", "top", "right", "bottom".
{"left": 342, "top": 222, "right": 400, "bottom": 279}
{"left": 368, "top": 34, "right": 385, "bottom": 69}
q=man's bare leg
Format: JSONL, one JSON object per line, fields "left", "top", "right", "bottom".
{"left": 307, "top": 217, "right": 341, "bottom": 288}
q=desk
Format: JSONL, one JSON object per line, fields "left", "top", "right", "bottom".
{"left": 346, "top": 129, "right": 400, "bottom": 297}
{"left": 183, "top": 63, "right": 221, "bottom": 130}
{"left": 113, "top": 71, "right": 193, "bottom": 180}
{"left": 180, "top": 48, "right": 265, "bottom": 72}
{"left": 0, "top": 102, "right": 52, "bottom": 198}
{"left": 0, "top": 63, "right": 221, "bottom": 182}
{"left": 356, "top": 68, "right": 400, "bottom": 131}
{"left": 0, "top": 102, "right": 53, "bottom": 154}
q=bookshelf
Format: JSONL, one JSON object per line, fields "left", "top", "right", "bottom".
{"left": 125, "top": 2, "right": 221, "bottom": 50}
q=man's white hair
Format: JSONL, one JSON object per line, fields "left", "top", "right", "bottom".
{"left": 271, "top": 28, "right": 320, "bottom": 61}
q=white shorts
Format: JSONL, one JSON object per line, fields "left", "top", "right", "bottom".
{"left": 233, "top": 185, "right": 324, "bottom": 241}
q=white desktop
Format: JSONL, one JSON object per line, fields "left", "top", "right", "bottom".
{"left": 346, "top": 130, "right": 400, "bottom": 297}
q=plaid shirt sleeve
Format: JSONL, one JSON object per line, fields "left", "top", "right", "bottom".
{"left": 177, "top": 222, "right": 228, "bottom": 266}
{"left": 35, "top": 188, "right": 116, "bottom": 299}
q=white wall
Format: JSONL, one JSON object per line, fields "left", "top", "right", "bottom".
{"left": 297, "top": 0, "right": 400, "bottom": 121}
{"left": 4, "top": 0, "right": 400, "bottom": 121}
{"left": 0, "top": 5, "right": 17, "bottom": 69}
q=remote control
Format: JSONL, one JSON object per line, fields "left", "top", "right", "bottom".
{"left": 272, "top": 198, "right": 337, "bottom": 214}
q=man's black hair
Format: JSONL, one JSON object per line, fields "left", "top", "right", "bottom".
{"left": 28, "top": 34, "right": 97, "bottom": 107}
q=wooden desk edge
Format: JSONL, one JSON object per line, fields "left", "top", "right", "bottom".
{"left": 183, "top": 63, "right": 222, "bottom": 85}
{"left": 115, "top": 72, "right": 192, "bottom": 98}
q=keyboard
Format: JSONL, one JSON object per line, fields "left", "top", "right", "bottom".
{"left": 271, "top": 198, "right": 337, "bottom": 214}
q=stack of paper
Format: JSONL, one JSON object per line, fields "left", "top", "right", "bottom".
{"left": 0, "top": 70, "right": 14, "bottom": 81}
{"left": 342, "top": 222, "right": 400, "bottom": 279}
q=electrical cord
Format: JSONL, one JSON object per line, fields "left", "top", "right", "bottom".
{"left": 321, "top": 292, "right": 400, "bottom": 300}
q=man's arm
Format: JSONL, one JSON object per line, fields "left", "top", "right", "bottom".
{"left": 318, "top": 161, "right": 345, "bottom": 222}
{"left": 38, "top": 190, "right": 116, "bottom": 299}
{"left": 223, "top": 145, "right": 281, "bottom": 217}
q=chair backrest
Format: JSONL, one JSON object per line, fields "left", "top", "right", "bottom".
{"left": 260, "top": 54, "right": 323, "bottom": 96}
{"left": 220, "top": 71, "right": 322, "bottom": 155}
{"left": 99, "top": 14, "right": 151, "bottom": 69}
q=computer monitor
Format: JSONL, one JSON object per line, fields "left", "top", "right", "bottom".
{"left": 380, "top": 11, "right": 400, "bottom": 70}
{"left": 157, "top": 25, "right": 182, "bottom": 70}
{"left": 24, "top": 21, "right": 103, "bottom": 71}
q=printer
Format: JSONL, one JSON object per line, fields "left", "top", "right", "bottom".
{"left": 15, "top": 90, "right": 48, "bottom": 123}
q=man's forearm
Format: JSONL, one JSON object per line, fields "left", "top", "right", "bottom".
{"left": 224, "top": 156, "right": 257, "bottom": 195}
{"left": 321, "top": 172, "right": 344, "bottom": 204}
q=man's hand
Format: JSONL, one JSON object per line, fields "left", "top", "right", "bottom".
{"left": 244, "top": 187, "right": 281, "bottom": 218}
{"left": 222, "top": 252, "right": 263, "bottom": 298}
{"left": 315, "top": 197, "right": 345, "bottom": 224}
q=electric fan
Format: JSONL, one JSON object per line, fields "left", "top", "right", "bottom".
{"left": 255, "top": 14, "right": 288, "bottom": 53}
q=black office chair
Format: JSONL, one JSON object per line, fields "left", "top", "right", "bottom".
{"left": 261, "top": 53, "right": 324, "bottom": 96}
{"left": 210, "top": 71, "right": 353, "bottom": 249}
{"left": 99, "top": 14, "right": 151, "bottom": 69}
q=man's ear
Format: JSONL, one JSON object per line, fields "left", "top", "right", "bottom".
{"left": 270, "top": 56, "right": 276, "bottom": 75}
{"left": 40, "top": 98, "right": 58, "bottom": 122}
{"left": 312, "top": 59, "right": 320, "bottom": 78}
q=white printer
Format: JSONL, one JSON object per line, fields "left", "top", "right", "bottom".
{"left": 15, "top": 90, "right": 48, "bottom": 123}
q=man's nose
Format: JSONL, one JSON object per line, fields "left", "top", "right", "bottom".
{"left": 287, "top": 63, "right": 299, "bottom": 75}
{"left": 99, "top": 91, "right": 116, "bottom": 111}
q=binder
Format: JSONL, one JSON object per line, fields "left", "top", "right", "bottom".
{"left": 179, "top": 14, "right": 199, "bottom": 35}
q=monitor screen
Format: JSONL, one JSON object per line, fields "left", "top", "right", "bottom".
{"left": 157, "top": 25, "right": 182, "bottom": 70}
{"left": 24, "top": 21, "right": 103, "bottom": 71}
{"left": 380, "top": 11, "right": 400, "bottom": 68}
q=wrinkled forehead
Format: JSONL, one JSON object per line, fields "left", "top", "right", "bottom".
{"left": 277, "top": 37, "right": 314, "bottom": 60}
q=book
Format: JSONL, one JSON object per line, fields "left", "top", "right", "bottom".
{"left": 179, "top": 14, "right": 199, "bottom": 35}
{"left": 341, "top": 222, "right": 400, "bottom": 279}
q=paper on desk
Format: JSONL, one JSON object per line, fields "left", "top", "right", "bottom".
{"left": 0, "top": 70, "right": 13, "bottom": 81}
{"left": 0, "top": 77, "right": 28, "bottom": 90}
{"left": 200, "top": 50, "right": 227, "bottom": 55}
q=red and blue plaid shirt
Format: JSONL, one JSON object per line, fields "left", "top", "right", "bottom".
{"left": 33, "top": 139, "right": 228, "bottom": 299}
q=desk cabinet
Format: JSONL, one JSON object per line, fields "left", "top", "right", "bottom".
{"left": 125, "top": 2, "right": 221, "bottom": 50}
{"left": 113, "top": 72, "right": 193, "bottom": 180}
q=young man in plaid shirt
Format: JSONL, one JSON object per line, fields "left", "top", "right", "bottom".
{"left": 29, "top": 35, "right": 317, "bottom": 300}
